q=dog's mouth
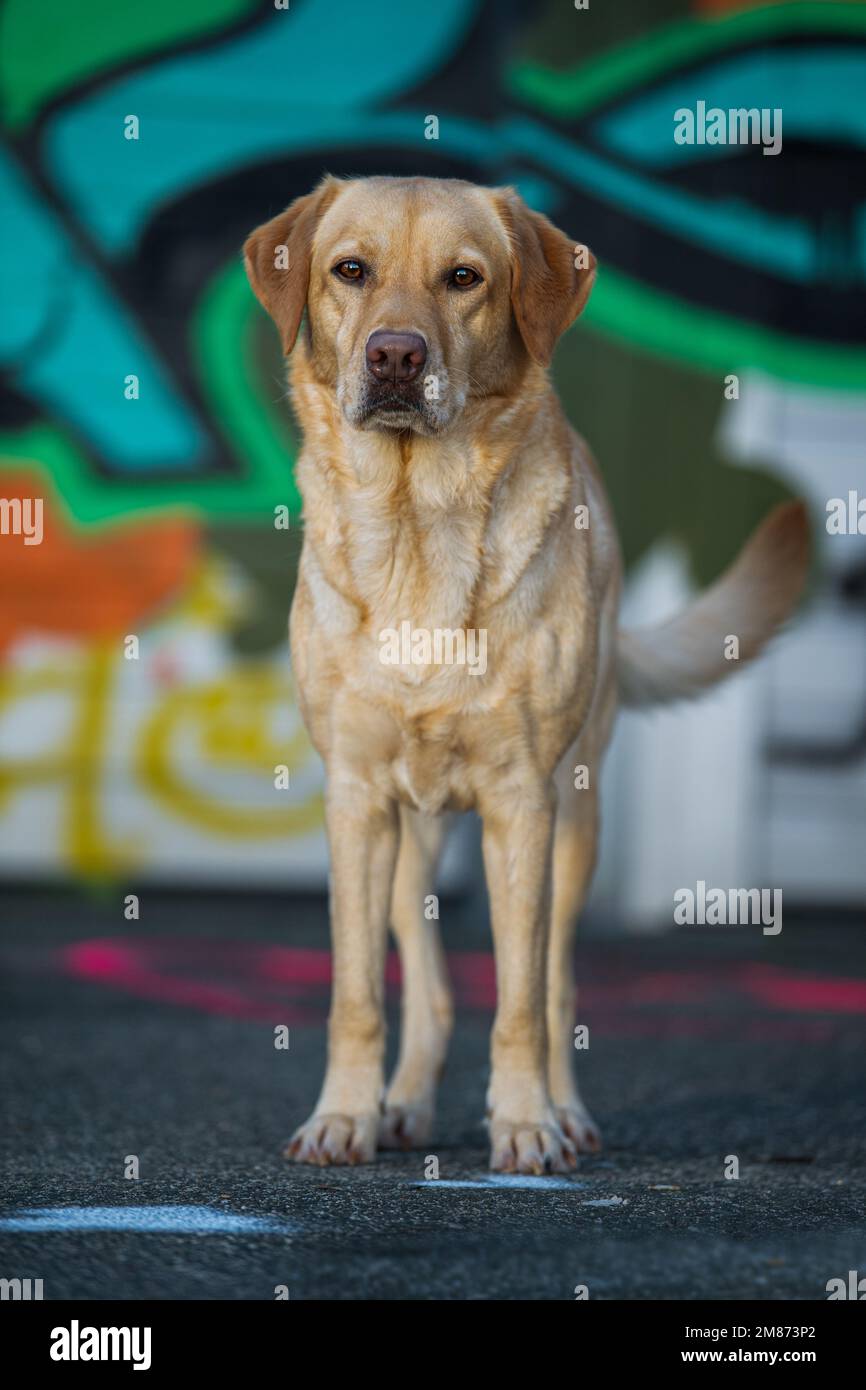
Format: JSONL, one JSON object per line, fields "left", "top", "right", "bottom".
{"left": 359, "top": 388, "right": 429, "bottom": 432}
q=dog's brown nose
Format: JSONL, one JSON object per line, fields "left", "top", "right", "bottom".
{"left": 365, "top": 330, "right": 427, "bottom": 383}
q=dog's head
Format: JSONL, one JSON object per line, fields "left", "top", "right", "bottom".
{"left": 244, "top": 176, "right": 596, "bottom": 436}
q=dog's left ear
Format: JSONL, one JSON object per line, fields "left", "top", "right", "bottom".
{"left": 243, "top": 176, "right": 343, "bottom": 355}
{"left": 495, "top": 189, "right": 596, "bottom": 368}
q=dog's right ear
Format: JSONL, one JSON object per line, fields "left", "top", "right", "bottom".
{"left": 243, "top": 177, "right": 343, "bottom": 355}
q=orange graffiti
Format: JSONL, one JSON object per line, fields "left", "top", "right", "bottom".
{"left": 0, "top": 469, "right": 199, "bottom": 657}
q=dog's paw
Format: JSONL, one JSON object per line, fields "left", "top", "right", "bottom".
{"left": 555, "top": 1103, "right": 602, "bottom": 1154}
{"left": 284, "top": 1111, "right": 379, "bottom": 1166}
{"left": 488, "top": 1117, "right": 578, "bottom": 1175}
{"left": 379, "top": 1099, "right": 434, "bottom": 1150}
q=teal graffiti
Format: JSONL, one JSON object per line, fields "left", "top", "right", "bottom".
{"left": 0, "top": 149, "right": 204, "bottom": 470}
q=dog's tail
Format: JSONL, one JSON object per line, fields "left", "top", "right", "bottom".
{"left": 617, "top": 501, "right": 810, "bottom": 709}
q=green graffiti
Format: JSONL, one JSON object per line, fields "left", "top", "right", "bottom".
{"left": 586, "top": 266, "right": 866, "bottom": 392}
{"left": 0, "top": 257, "right": 302, "bottom": 527}
{"left": 192, "top": 258, "right": 301, "bottom": 517}
{"left": 0, "top": 0, "right": 256, "bottom": 129}
{"left": 509, "top": 2, "right": 866, "bottom": 119}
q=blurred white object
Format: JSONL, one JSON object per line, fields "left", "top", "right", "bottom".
{"left": 592, "top": 371, "right": 866, "bottom": 928}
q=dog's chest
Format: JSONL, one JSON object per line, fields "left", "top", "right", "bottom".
{"left": 365, "top": 626, "right": 491, "bottom": 817}
{"left": 296, "top": 441, "right": 587, "bottom": 809}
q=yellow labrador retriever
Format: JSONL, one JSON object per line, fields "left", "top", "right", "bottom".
{"left": 244, "top": 175, "right": 808, "bottom": 1174}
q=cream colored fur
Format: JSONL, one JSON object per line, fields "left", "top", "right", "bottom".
{"left": 244, "top": 176, "right": 808, "bottom": 1173}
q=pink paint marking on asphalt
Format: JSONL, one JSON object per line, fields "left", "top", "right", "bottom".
{"left": 61, "top": 941, "right": 315, "bottom": 1022}
{"left": 54, "top": 939, "right": 866, "bottom": 1039}
{"left": 739, "top": 963, "right": 866, "bottom": 1014}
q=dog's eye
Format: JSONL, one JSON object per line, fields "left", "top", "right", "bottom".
{"left": 333, "top": 259, "right": 365, "bottom": 283}
{"left": 448, "top": 266, "right": 482, "bottom": 289}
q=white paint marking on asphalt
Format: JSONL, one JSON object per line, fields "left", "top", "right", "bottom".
{"left": 0, "top": 1205, "right": 292, "bottom": 1234}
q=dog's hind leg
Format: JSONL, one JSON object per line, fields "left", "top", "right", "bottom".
{"left": 547, "top": 759, "right": 602, "bottom": 1153}
{"left": 380, "top": 808, "right": 453, "bottom": 1149}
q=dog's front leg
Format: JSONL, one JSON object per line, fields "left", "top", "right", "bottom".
{"left": 287, "top": 780, "right": 398, "bottom": 1165}
{"left": 380, "top": 808, "right": 453, "bottom": 1150}
{"left": 481, "top": 784, "right": 578, "bottom": 1175}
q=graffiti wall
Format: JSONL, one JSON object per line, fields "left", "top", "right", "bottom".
{"left": 1, "top": 0, "right": 864, "bottom": 885}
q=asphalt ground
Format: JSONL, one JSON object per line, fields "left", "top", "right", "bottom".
{"left": 1, "top": 889, "right": 864, "bottom": 1300}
